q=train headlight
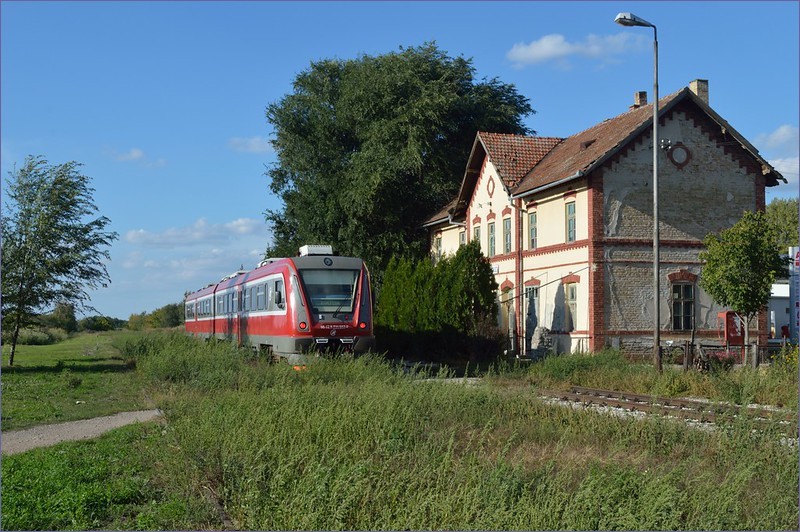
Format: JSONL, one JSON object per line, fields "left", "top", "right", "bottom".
{"left": 299, "top": 321, "right": 308, "bottom": 330}
{"left": 358, "top": 322, "right": 367, "bottom": 330}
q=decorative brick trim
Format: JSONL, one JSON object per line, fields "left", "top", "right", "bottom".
{"left": 522, "top": 260, "right": 588, "bottom": 274}
{"left": 489, "top": 253, "right": 516, "bottom": 263}
{"left": 487, "top": 211, "right": 496, "bottom": 221}
{"left": 605, "top": 329, "right": 720, "bottom": 338}
{"left": 667, "top": 270, "right": 698, "bottom": 283}
{"left": 501, "top": 205, "right": 512, "bottom": 217}
{"left": 525, "top": 201, "right": 538, "bottom": 210}
{"left": 676, "top": 101, "right": 764, "bottom": 179}
{"left": 521, "top": 239, "right": 588, "bottom": 258}
{"left": 487, "top": 175, "right": 496, "bottom": 198}
{"left": 602, "top": 238, "right": 705, "bottom": 248}
{"left": 524, "top": 277, "right": 542, "bottom": 286}
{"left": 561, "top": 274, "right": 581, "bottom": 284}
{"left": 500, "top": 279, "right": 515, "bottom": 291}
{"left": 563, "top": 190, "right": 577, "bottom": 200}
{"left": 472, "top": 215, "right": 481, "bottom": 225}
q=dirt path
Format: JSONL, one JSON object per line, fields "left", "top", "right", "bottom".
{"left": 1, "top": 409, "right": 163, "bottom": 456}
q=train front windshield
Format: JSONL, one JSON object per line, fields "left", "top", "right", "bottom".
{"left": 298, "top": 269, "right": 360, "bottom": 313}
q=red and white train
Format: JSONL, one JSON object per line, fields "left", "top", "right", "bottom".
{"left": 184, "top": 245, "right": 374, "bottom": 364}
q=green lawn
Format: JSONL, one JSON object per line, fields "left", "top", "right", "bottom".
{"left": 1, "top": 331, "right": 150, "bottom": 430}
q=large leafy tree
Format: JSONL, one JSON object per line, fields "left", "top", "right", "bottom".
{"left": 765, "top": 197, "right": 799, "bottom": 252}
{"left": 699, "top": 210, "right": 789, "bottom": 368}
{"left": 2, "top": 156, "right": 118, "bottom": 365}
{"left": 265, "top": 42, "right": 534, "bottom": 276}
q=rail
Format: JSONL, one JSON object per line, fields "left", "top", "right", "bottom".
{"left": 538, "top": 386, "right": 796, "bottom": 433}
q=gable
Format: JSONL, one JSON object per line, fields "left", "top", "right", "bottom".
{"left": 512, "top": 88, "right": 785, "bottom": 198}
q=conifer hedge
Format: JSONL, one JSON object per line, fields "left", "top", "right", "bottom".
{"left": 375, "top": 241, "right": 502, "bottom": 362}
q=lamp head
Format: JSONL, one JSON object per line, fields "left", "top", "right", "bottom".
{"left": 614, "top": 12, "right": 654, "bottom": 28}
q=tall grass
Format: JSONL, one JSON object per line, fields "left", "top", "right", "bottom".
{"left": 114, "top": 334, "right": 798, "bottom": 530}
{"left": 518, "top": 348, "right": 798, "bottom": 409}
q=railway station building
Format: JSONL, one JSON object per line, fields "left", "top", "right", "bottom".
{"left": 424, "top": 80, "right": 787, "bottom": 358}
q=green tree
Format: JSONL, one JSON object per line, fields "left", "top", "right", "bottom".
{"left": 765, "top": 197, "right": 799, "bottom": 252}
{"left": 50, "top": 303, "right": 78, "bottom": 333}
{"left": 77, "top": 315, "right": 114, "bottom": 332}
{"left": 265, "top": 42, "right": 533, "bottom": 275}
{"left": 127, "top": 312, "right": 148, "bottom": 331}
{"left": 147, "top": 303, "right": 184, "bottom": 328}
{"left": 1, "top": 156, "right": 118, "bottom": 365}
{"left": 699, "top": 210, "right": 790, "bottom": 368}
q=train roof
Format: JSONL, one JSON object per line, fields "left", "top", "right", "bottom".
{"left": 184, "top": 247, "right": 367, "bottom": 301}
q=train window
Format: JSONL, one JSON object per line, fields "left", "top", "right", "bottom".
{"left": 275, "top": 279, "right": 284, "bottom": 309}
{"left": 243, "top": 288, "right": 250, "bottom": 311}
{"left": 256, "top": 284, "right": 265, "bottom": 310}
{"left": 297, "top": 269, "right": 358, "bottom": 313}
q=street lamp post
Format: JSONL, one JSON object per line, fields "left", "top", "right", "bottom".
{"left": 615, "top": 12, "right": 662, "bottom": 372}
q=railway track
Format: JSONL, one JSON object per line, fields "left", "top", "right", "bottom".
{"left": 538, "top": 386, "right": 797, "bottom": 434}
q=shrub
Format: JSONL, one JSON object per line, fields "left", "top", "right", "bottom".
{"left": 6, "top": 326, "right": 69, "bottom": 346}
{"left": 771, "top": 342, "right": 798, "bottom": 366}
{"left": 375, "top": 241, "right": 499, "bottom": 362}
{"left": 708, "top": 349, "right": 736, "bottom": 372}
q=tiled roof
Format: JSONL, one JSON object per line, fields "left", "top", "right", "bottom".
{"left": 479, "top": 132, "right": 563, "bottom": 187}
{"left": 513, "top": 89, "right": 685, "bottom": 196}
{"left": 422, "top": 198, "right": 457, "bottom": 227}
{"left": 424, "top": 84, "right": 786, "bottom": 227}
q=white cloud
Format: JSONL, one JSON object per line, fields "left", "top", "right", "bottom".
{"left": 770, "top": 156, "right": 799, "bottom": 191}
{"left": 125, "top": 217, "right": 267, "bottom": 248}
{"left": 115, "top": 148, "right": 145, "bottom": 161}
{"left": 507, "top": 32, "right": 649, "bottom": 68}
{"left": 754, "top": 125, "right": 799, "bottom": 158}
{"left": 111, "top": 147, "right": 167, "bottom": 168}
{"left": 228, "top": 136, "right": 273, "bottom": 153}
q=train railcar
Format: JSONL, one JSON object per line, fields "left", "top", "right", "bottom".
{"left": 184, "top": 245, "right": 374, "bottom": 364}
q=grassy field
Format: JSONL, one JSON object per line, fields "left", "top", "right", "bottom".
{"left": 1, "top": 331, "right": 150, "bottom": 430}
{"left": 2, "top": 332, "right": 798, "bottom": 530}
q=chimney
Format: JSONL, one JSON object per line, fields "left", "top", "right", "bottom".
{"left": 630, "top": 91, "right": 648, "bottom": 110}
{"left": 689, "top": 79, "right": 709, "bottom": 104}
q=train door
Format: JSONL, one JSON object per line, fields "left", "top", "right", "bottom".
{"left": 235, "top": 286, "right": 243, "bottom": 347}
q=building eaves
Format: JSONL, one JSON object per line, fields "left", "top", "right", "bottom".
{"left": 512, "top": 89, "right": 686, "bottom": 198}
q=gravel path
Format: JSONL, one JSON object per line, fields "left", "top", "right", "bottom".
{"left": 1, "top": 409, "right": 163, "bottom": 456}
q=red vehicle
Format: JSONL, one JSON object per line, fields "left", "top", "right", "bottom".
{"left": 184, "top": 245, "right": 374, "bottom": 364}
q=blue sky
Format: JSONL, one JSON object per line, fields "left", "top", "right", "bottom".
{"left": 2, "top": 1, "right": 798, "bottom": 320}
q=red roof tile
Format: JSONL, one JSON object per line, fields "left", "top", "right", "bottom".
{"left": 513, "top": 90, "right": 684, "bottom": 195}
{"left": 479, "top": 132, "right": 563, "bottom": 188}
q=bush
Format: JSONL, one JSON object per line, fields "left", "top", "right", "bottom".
{"left": 708, "top": 349, "right": 736, "bottom": 372}
{"left": 376, "top": 241, "right": 500, "bottom": 362}
{"left": 771, "top": 342, "right": 798, "bottom": 366}
{"left": 7, "top": 326, "right": 69, "bottom": 345}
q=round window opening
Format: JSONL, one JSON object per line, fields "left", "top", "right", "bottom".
{"left": 667, "top": 143, "right": 691, "bottom": 170}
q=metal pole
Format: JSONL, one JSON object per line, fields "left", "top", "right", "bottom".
{"left": 652, "top": 26, "right": 662, "bottom": 372}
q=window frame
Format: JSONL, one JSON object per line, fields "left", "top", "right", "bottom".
{"left": 671, "top": 282, "right": 695, "bottom": 331}
{"left": 503, "top": 217, "right": 512, "bottom": 254}
{"left": 529, "top": 212, "right": 537, "bottom": 250}
{"left": 565, "top": 202, "right": 576, "bottom": 243}
{"left": 488, "top": 222, "right": 496, "bottom": 258}
{"left": 564, "top": 282, "right": 577, "bottom": 332}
